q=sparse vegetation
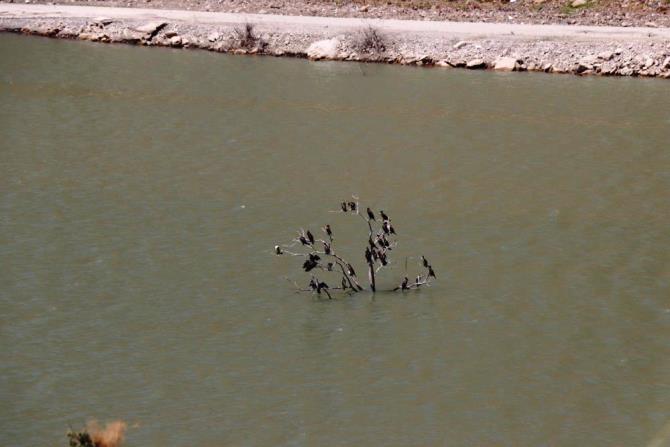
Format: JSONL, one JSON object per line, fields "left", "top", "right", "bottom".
{"left": 355, "top": 26, "right": 386, "bottom": 54}
{"left": 231, "top": 23, "right": 267, "bottom": 52}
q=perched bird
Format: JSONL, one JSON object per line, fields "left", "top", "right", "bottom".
{"left": 317, "top": 281, "right": 329, "bottom": 294}
{"left": 369, "top": 237, "right": 377, "bottom": 250}
{"left": 326, "top": 262, "right": 334, "bottom": 271}
{"left": 421, "top": 256, "right": 429, "bottom": 268}
{"left": 380, "top": 210, "right": 389, "bottom": 221}
{"left": 378, "top": 251, "right": 388, "bottom": 266}
{"left": 323, "top": 224, "right": 333, "bottom": 240}
{"left": 366, "top": 207, "right": 376, "bottom": 221}
{"left": 364, "top": 247, "right": 373, "bottom": 265}
{"left": 416, "top": 275, "right": 422, "bottom": 285}
{"left": 303, "top": 258, "right": 318, "bottom": 272}
{"left": 306, "top": 230, "right": 315, "bottom": 245}
{"left": 341, "top": 277, "right": 348, "bottom": 290}
{"left": 274, "top": 245, "right": 283, "bottom": 255}
{"left": 298, "top": 231, "right": 309, "bottom": 246}
{"left": 382, "top": 221, "right": 390, "bottom": 235}
{"left": 349, "top": 201, "right": 357, "bottom": 212}
{"left": 428, "top": 265, "right": 436, "bottom": 278}
{"left": 347, "top": 263, "right": 357, "bottom": 277}
{"left": 394, "top": 277, "right": 409, "bottom": 291}
{"left": 309, "top": 278, "right": 318, "bottom": 291}
{"left": 341, "top": 202, "right": 348, "bottom": 212}
{"left": 323, "top": 242, "right": 331, "bottom": 255}
{"left": 389, "top": 224, "right": 396, "bottom": 235}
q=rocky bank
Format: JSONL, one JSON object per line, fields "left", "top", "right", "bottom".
{"left": 1, "top": 4, "right": 669, "bottom": 79}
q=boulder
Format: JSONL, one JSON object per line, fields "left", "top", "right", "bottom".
{"left": 493, "top": 56, "right": 518, "bottom": 71}
{"left": 208, "top": 32, "right": 220, "bottom": 42}
{"left": 663, "top": 57, "right": 670, "bottom": 69}
{"left": 466, "top": 59, "right": 487, "bottom": 69}
{"left": 169, "top": 35, "right": 182, "bottom": 46}
{"left": 92, "top": 17, "right": 113, "bottom": 26}
{"left": 453, "top": 41, "right": 467, "bottom": 49}
{"left": 133, "top": 21, "right": 167, "bottom": 37}
{"left": 571, "top": 0, "right": 587, "bottom": 7}
{"left": 306, "top": 38, "right": 340, "bottom": 60}
{"left": 597, "top": 51, "right": 614, "bottom": 61}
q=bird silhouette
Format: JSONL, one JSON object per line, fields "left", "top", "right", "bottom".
{"left": 341, "top": 202, "right": 348, "bottom": 212}
{"left": 366, "top": 207, "right": 376, "bottom": 221}
{"left": 428, "top": 266, "right": 436, "bottom": 278}
{"left": 347, "top": 263, "right": 357, "bottom": 277}
{"left": 274, "top": 245, "right": 283, "bottom": 255}
{"left": 306, "top": 230, "right": 315, "bottom": 245}
{"left": 421, "top": 256, "right": 429, "bottom": 268}
{"left": 349, "top": 201, "right": 357, "bottom": 212}
{"left": 323, "top": 241, "right": 331, "bottom": 255}
{"left": 380, "top": 210, "right": 389, "bottom": 221}
{"left": 323, "top": 224, "right": 333, "bottom": 240}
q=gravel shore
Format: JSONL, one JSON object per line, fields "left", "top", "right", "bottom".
{"left": 2, "top": 3, "right": 669, "bottom": 78}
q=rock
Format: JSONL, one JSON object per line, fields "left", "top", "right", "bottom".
{"left": 643, "top": 57, "right": 655, "bottom": 69}
{"left": 92, "top": 17, "right": 113, "bottom": 26}
{"left": 644, "top": 22, "right": 658, "bottom": 28}
{"left": 164, "top": 31, "right": 178, "bottom": 38}
{"left": 466, "top": 59, "right": 487, "bottom": 69}
{"left": 435, "top": 60, "right": 451, "bottom": 67}
{"left": 306, "top": 38, "right": 339, "bottom": 60}
{"left": 614, "top": 48, "right": 623, "bottom": 55}
{"left": 663, "top": 57, "right": 670, "bottom": 69}
{"left": 169, "top": 35, "right": 182, "bottom": 46}
{"left": 207, "top": 32, "right": 220, "bottom": 42}
{"left": 133, "top": 21, "right": 167, "bottom": 36}
{"left": 453, "top": 41, "right": 467, "bottom": 49}
{"left": 493, "top": 56, "right": 518, "bottom": 71}
{"left": 79, "top": 32, "right": 101, "bottom": 41}
{"left": 541, "top": 62, "right": 553, "bottom": 72}
{"left": 359, "top": 4, "right": 368, "bottom": 12}
{"left": 571, "top": 0, "right": 587, "bottom": 7}
{"left": 598, "top": 51, "right": 614, "bottom": 61}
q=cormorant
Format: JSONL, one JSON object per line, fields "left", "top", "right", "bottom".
{"left": 380, "top": 210, "right": 389, "bottom": 221}
{"left": 274, "top": 245, "right": 283, "bottom": 255}
{"left": 347, "top": 263, "right": 356, "bottom": 277}
{"left": 366, "top": 207, "right": 376, "bottom": 221}
{"left": 349, "top": 201, "right": 357, "bottom": 212}
{"left": 306, "top": 230, "right": 315, "bottom": 245}
{"left": 341, "top": 202, "right": 348, "bottom": 212}
{"left": 323, "top": 224, "right": 333, "bottom": 240}
{"left": 382, "top": 221, "right": 390, "bottom": 235}
{"left": 303, "top": 258, "right": 318, "bottom": 272}
{"left": 389, "top": 224, "right": 396, "bottom": 235}
{"left": 323, "top": 242, "right": 331, "bottom": 255}
{"left": 428, "top": 266, "right": 436, "bottom": 278}
{"left": 421, "top": 256, "right": 429, "bottom": 268}
{"left": 326, "top": 262, "right": 334, "bottom": 271}
{"left": 364, "top": 247, "right": 373, "bottom": 265}
{"left": 401, "top": 277, "right": 409, "bottom": 290}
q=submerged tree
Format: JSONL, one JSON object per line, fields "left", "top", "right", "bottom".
{"left": 275, "top": 197, "right": 436, "bottom": 297}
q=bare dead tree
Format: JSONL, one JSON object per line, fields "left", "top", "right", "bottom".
{"left": 274, "top": 197, "right": 436, "bottom": 298}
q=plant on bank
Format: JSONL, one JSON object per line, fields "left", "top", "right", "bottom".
{"left": 274, "top": 197, "right": 436, "bottom": 297}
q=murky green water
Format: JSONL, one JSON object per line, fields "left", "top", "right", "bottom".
{"left": 1, "top": 34, "right": 669, "bottom": 446}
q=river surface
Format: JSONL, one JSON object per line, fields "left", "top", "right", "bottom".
{"left": 1, "top": 34, "right": 669, "bottom": 447}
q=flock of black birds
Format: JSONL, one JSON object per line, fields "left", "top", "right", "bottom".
{"left": 275, "top": 198, "right": 436, "bottom": 297}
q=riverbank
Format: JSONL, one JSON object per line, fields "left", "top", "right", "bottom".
{"left": 2, "top": 3, "right": 670, "bottom": 78}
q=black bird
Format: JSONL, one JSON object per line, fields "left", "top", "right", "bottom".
{"left": 378, "top": 251, "right": 388, "bottom": 266}
{"left": 382, "top": 221, "right": 390, "bottom": 235}
{"left": 366, "top": 207, "right": 376, "bottom": 221}
{"left": 380, "top": 210, "right": 389, "bottom": 221}
{"left": 347, "top": 263, "right": 356, "bottom": 277}
{"left": 349, "top": 201, "right": 357, "bottom": 212}
{"left": 323, "top": 242, "right": 331, "bottom": 255}
{"left": 326, "top": 262, "right": 334, "bottom": 271}
{"left": 394, "top": 277, "right": 409, "bottom": 291}
{"left": 299, "top": 235, "right": 309, "bottom": 246}
{"left": 369, "top": 237, "right": 377, "bottom": 250}
{"left": 309, "top": 253, "right": 320, "bottom": 262}
{"left": 416, "top": 275, "right": 422, "bottom": 285}
{"left": 428, "top": 265, "right": 436, "bottom": 278}
{"left": 371, "top": 249, "right": 379, "bottom": 261}
{"left": 306, "top": 230, "right": 315, "bottom": 245}
{"left": 309, "top": 278, "right": 318, "bottom": 291}
{"left": 421, "top": 256, "right": 429, "bottom": 268}
{"left": 274, "top": 245, "right": 283, "bottom": 255}
{"left": 364, "top": 247, "right": 373, "bottom": 265}
{"left": 341, "top": 202, "right": 348, "bottom": 212}
{"left": 389, "top": 224, "right": 396, "bottom": 235}
{"left": 381, "top": 235, "right": 390, "bottom": 248}
{"left": 341, "top": 277, "right": 348, "bottom": 290}
{"left": 323, "top": 224, "right": 333, "bottom": 240}
{"left": 317, "top": 281, "right": 331, "bottom": 299}
{"left": 303, "top": 258, "right": 318, "bottom": 272}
